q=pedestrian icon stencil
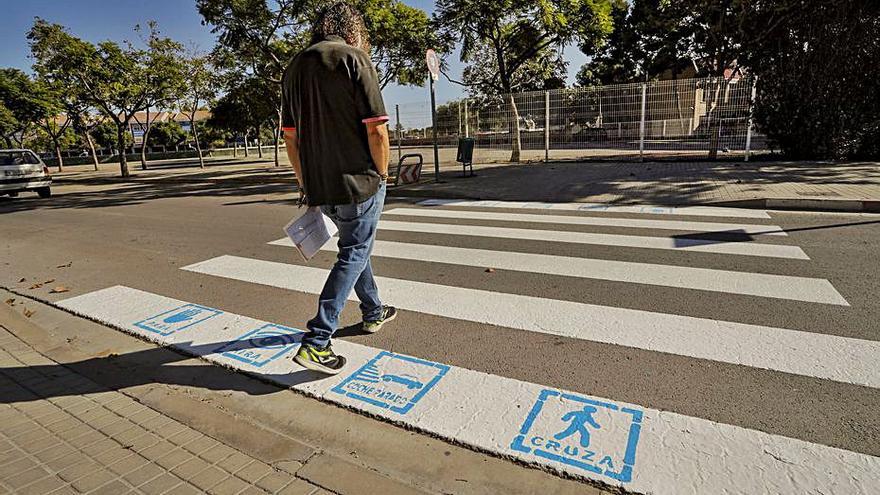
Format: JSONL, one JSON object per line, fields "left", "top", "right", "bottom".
{"left": 511, "top": 389, "right": 643, "bottom": 483}
{"left": 134, "top": 303, "right": 222, "bottom": 336}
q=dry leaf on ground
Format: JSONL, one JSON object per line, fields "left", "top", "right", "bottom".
{"left": 43, "top": 279, "right": 55, "bottom": 284}
{"left": 18, "top": 278, "right": 25, "bottom": 283}
{"left": 50, "top": 286, "right": 70, "bottom": 294}
{"left": 4, "top": 298, "right": 15, "bottom": 306}
{"left": 485, "top": 268, "right": 496, "bottom": 273}
{"left": 23, "top": 309, "right": 35, "bottom": 318}
{"left": 56, "top": 262, "right": 72, "bottom": 268}
{"left": 28, "top": 283, "right": 43, "bottom": 290}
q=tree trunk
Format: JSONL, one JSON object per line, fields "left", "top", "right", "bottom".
{"left": 85, "top": 131, "right": 99, "bottom": 171}
{"left": 244, "top": 134, "right": 250, "bottom": 157}
{"left": 257, "top": 134, "right": 263, "bottom": 158}
{"left": 140, "top": 107, "right": 151, "bottom": 170}
{"left": 2, "top": 135, "right": 11, "bottom": 148}
{"left": 233, "top": 139, "right": 237, "bottom": 157}
{"left": 192, "top": 119, "right": 204, "bottom": 169}
{"left": 507, "top": 93, "right": 522, "bottom": 162}
{"left": 53, "top": 140, "right": 64, "bottom": 172}
{"left": 116, "top": 124, "right": 130, "bottom": 178}
{"left": 707, "top": 78, "right": 724, "bottom": 160}
{"left": 273, "top": 125, "right": 280, "bottom": 167}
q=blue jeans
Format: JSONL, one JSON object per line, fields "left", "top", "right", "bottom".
{"left": 303, "top": 183, "right": 386, "bottom": 348}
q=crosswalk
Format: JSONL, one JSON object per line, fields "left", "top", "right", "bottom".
{"left": 58, "top": 199, "right": 878, "bottom": 494}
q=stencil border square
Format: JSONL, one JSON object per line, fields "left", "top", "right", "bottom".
{"left": 510, "top": 389, "right": 643, "bottom": 483}
{"left": 134, "top": 303, "right": 222, "bottom": 336}
{"left": 331, "top": 350, "right": 450, "bottom": 414}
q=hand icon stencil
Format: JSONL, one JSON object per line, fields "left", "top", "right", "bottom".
{"left": 163, "top": 308, "right": 201, "bottom": 324}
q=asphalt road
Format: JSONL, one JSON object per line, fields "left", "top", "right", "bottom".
{"left": 1, "top": 173, "right": 878, "bottom": 492}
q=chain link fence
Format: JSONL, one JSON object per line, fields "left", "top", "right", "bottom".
{"left": 388, "top": 76, "right": 767, "bottom": 172}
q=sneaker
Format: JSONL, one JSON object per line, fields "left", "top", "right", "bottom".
{"left": 293, "top": 344, "right": 347, "bottom": 375}
{"left": 362, "top": 306, "right": 398, "bottom": 334}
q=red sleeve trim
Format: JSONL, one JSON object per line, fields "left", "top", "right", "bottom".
{"left": 362, "top": 115, "right": 390, "bottom": 124}
{"left": 281, "top": 126, "right": 296, "bottom": 131}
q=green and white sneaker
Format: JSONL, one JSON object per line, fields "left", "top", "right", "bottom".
{"left": 294, "top": 344, "right": 347, "bottom": 375}
{"left": 362, "top": 306, "right": 398, "bottom": 334}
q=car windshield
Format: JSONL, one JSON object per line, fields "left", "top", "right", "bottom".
{"left": 0, "top": 151, "right": 40, "bottom": 166}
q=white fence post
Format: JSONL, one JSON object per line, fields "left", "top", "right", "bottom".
{"left": 744, "top": 77, "right": 758, "bottom": 162}
{"left": 544, "top": 90, "right": 550, "bottom": 163}
{"left": 464, "top": 99, "right": 469, "bottom": 138}
{"left": 639, "top": 82, "right": 647, "bottom": 161}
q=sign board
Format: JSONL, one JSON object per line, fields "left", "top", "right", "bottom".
{"left": 425, "top": 49, "right": 440, "bottom": 81}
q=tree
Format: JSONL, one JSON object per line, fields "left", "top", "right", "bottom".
{"left": 92, "top": 121, "right": 131, "bottom": 150}
{"left": 177, "top": 52, "right": 219, "bottom": 168}
{"left": 359, "top": 0, "right": 450, "bottom": 89}
{"left": 147, "top": 121, "right": 187, "bottom": 149}
{"left": 131, "top": 22, "right": 186, "bottom": 170}
{"left": 0, "top": 69, "right": 47, "bottom": 148}
{"left": 208, "top": 75, "right": 277, "bottom": 154}
{"left": 435, "top": 0, "right": 614, "bottom": 161}
{"left": 198, "top": 0, "right": 439, "bottom": 166}
{"left": 739, "top": 1, "right": 880, "bottom": 159}
{"left": 28, "top": 19, "right": 178, "bottom": 177}
{"left": 33, "top": 79, "right": 74, "bottom": 170}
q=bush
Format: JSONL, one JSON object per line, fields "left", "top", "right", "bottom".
{"left": 743, "top": 1, "right": 880, "bottom": 160}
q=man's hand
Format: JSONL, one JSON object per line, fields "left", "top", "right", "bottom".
{"left": 365, "top": 121, "right": 390, "bottom": 177}
{"left": 283, "top": 128, "right": 305, "bottom": 199}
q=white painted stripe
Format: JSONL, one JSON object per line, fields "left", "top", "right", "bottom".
{"left": 385, "top": 208, "right": 788, "bottom": 236}
{"left": 182, "top": 256, "right": 880, "bottom": 389}
{"left": 417, "top": 198, "right": 773, "bottom": 219}
{"left": 58, "top": 286, "right": 880, "bottom": 495}
{"left": 378, "top": 220, "right": 809, "bottom": 260}
{"left": 268, "top": 238, "right": 846, "bottom": 305}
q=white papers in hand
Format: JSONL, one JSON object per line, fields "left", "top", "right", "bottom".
{"left": 284, "top": 207, "right": 338, "bottom": 261}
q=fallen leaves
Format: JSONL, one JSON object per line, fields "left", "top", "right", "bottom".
{"left": 28, "top": 283, "right": 43, "bottom": 290}
{"left": 4, "top": 298, "right": 14, "bottom": 306}
{"left": 485, "top": 268, "right": 496, "bottom": 273}
{"left": 18, "top": 278, "right": 25, "bottom": 283}
{"left": 23, "top": 309, "right": 35, "bottom": 318}
{"left": 49, "top": 286, "right": 70, "bottom": 294}
{"left": 56, "top": 262, "right": 72, "bottom": 268}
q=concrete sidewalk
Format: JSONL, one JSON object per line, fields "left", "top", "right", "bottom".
{"left": 393, "top": 160, "right": 880, "bottom": 212}
{"left": 0, "top": 291, "right": 602, "bottom": 495}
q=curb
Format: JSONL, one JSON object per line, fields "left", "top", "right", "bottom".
{"left": 707, "top": 198, "right": 880, "bottom": 213}
{"left": 389, "top": 186, "right": 880, "bottom": 213}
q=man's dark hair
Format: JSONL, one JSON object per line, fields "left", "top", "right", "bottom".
{"left": 311, "top": 1, "right": 370, "bottom": 52}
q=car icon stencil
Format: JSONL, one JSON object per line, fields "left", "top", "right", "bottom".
{"left": 381, "top": 373, "right": 424, "bottom": 390}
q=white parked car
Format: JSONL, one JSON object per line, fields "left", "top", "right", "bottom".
{"left": 0, "top": 149, "right": 52, "bottom": 198}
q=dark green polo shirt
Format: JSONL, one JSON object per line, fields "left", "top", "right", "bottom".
{"left": 281, "top": 35, "right": 388, "bottom": 206}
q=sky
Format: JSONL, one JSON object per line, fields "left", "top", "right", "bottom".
{"left": 0, "top": 0, "right": 588, "bottom": 108}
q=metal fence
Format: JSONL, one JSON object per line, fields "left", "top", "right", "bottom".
{"left": 388, "top": 76, "right": 766, "bottom": 171}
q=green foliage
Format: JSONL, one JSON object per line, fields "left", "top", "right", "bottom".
{"left": 436, "top": 0, "right": 614, "bottom": 94}
{"left": 357, "top": 0, "right": 450, "bottom": 88}
{"left": 147, "top": 121, "right": 187, "bottom": 148}
{"left": 92, "top": 121, "right": 131, "bottom": 149}
{"left": 0, "top": 68, "right": 53, "bottom": 147}
{"left": 577, "top": 0, "right": 742, "bottom": 84}
{"left": 28, "top": 19, "right": 185, "bottom": 175}
{"left": 740, "top": 1, "right": 880, "bottom": 159}
{"left": 208, "top": 76, "right": 278, "bottom": 135}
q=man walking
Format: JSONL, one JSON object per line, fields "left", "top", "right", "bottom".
{"left": 281, "top": 1, "right": 396, "bottom": 375}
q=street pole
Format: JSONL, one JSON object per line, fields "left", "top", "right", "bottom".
{"left": 430, "top": 75, "right": 440, "bottom": 182}
{"left": 639, "top": 82, "right": 647, "bottom": 162}
{"left": 395, "top": 104, "right": 402, "bottom": 163}
{"left": 464, "top": 99, "right": 469, "bottom": 138}
{"left": 744, "top": 77, "right": 758, "bottom": 162}
{"left": 544, "top": 91, "right": 550, "bottom": 163}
